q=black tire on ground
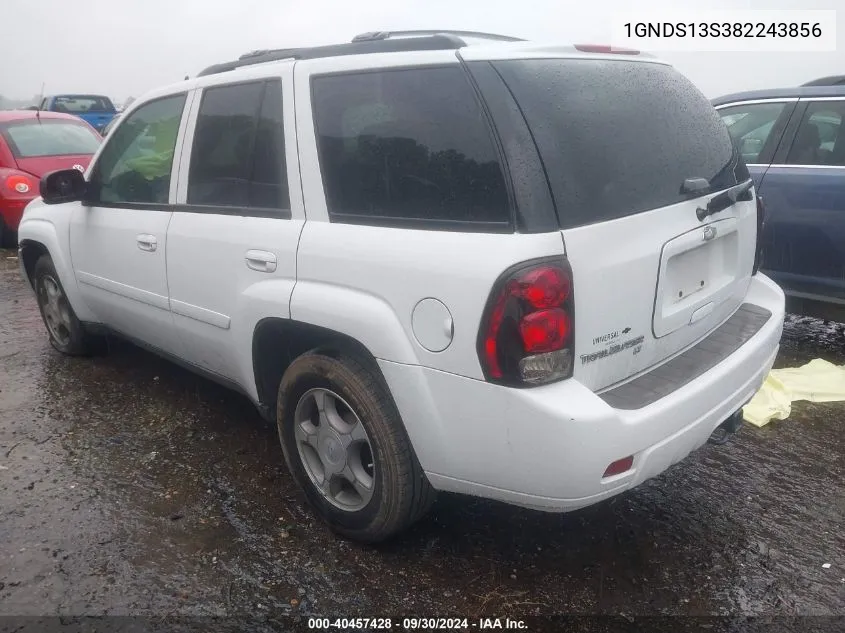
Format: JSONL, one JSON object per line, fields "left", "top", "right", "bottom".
{"left": 277, "top": 350, "right": 435, "bottom": 543}
{"left": 33, "top": 254, "right": 101, "bottom": 355}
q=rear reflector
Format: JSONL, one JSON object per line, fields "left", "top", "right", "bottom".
{"left": 603, "top": 455, "right": 634, "bottom": 478}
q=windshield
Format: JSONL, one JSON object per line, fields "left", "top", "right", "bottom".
{"left": 1, "top": 120, "right": 101, "bottom": 158}
{"left": 52, "top": 95, "right": 115, "bottom": 113}
{"left": 493, "top": 59, "right": 747, "bottom": 229}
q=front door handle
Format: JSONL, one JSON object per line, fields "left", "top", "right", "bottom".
{"left": 245, "top": 250, "right": 277, "bottom": 273}
{"left": 137, "top": 234, "right": 158, "bottom": 252}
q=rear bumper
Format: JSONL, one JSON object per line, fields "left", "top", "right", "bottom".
{"left": 380, "top": 273, "right": 784, "bottom": 511}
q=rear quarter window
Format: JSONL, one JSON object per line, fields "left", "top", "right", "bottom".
{"left": 312, "top": 66, "right": 512, "bottom": 231}
{"left": 493, "top": 59, "right": 747, "bottom": 229}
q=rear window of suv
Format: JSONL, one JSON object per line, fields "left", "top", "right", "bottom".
{"left": 493, "top": 59, "right": 747, "bottom": 229}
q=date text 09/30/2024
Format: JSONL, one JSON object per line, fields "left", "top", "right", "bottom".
{"left": 307, "top": 617, "right": 528, "bottom": 630}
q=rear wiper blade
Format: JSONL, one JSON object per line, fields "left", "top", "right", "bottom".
{"left": 696, "top": 179, "right": 753, "bottom": 222}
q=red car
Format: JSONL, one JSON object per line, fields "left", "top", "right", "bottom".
{"left": 0, "top": 110, "right": 101, "bottom": 246}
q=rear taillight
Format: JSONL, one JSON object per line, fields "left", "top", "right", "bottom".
{"left": 1, "top": 171, "right": 38, "bottom": 198}
{"left": 753, "top": 196, "right": 766, "bottom": 275}
{"left": 478, "top": 258, "right": 575, "bottom": 386}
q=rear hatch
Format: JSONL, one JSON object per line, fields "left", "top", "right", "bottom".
{"left": 493, "top": 57, "right": 757, "bottom": 392}
{"left": 0, "top": 118, "right": 101, "bottom": 177}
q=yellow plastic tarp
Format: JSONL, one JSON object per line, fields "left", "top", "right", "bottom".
{"left": 743, "top": 358, "right": 845, "bottom": 427}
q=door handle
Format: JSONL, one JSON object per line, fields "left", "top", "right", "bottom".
{"left": 245, "top": 250, "right": 277, "bottom": 273}
{"left": 137, "top": 234, "right": 158, "bottom": 252}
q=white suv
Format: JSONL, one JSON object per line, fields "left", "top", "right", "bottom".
{"left": 17, "top": 31, "right": 785, "bottom": 543}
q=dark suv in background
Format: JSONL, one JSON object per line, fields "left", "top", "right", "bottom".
{"left": 714, "top": 78, "right": 845, "bottom": 321}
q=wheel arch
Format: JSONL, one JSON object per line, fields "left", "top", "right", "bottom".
{"left": 251, "top": 317, "right": 388, "bottom": 418}
{"left": 17, "top": 219, "right": 98, "bottom": 323}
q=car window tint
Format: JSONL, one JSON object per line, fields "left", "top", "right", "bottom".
{"left": 249, "top": 81, "right": 289, "bottom": 209}
{"left": 188, "top": 80, "right": 289, "bottom": 211}
{"left": 312, "top": 67, "right": 510, "bottom": 227}
{"left": 787, "top": 101, "right": 845, "bottom": 166}
{"left": 94, "top": 94, "right": 186, "bottom": 205}
{"left": 494, "top": 59, "right": 746, "bottom": 229}
{"left": 718, "top": 102, "right": 787, "bottom": 164}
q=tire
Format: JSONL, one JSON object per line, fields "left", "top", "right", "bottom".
{"left": 277, "top": 350, "right": 435, "bottom": 543}
{"left": 33, "top": 254, "right": 100, "bottom": 355}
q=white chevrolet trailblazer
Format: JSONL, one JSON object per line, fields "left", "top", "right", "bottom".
{"left": 17, "top": 31, "right": 785, "bottom": 542}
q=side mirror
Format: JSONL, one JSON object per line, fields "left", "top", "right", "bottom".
{"left": 40, "top": 169, "right": 87, "bottom": 205}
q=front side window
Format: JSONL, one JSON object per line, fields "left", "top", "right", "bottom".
{"left": 312, "top": 66, "right": 510, "bottom": 228}
{"left": 786, "top": 101, "right": 845, "bottom": 166}
{"left": 1, "top": 120, "right": 101, "bottom": 158}
{"left": 718, "top": 102, "right": 788, "bottom": 164}
{"left": 187, "top": 80, "right": 289, "bottom": 211}
{"left": 93, "top": 94, "right": 186, "bottom": 205}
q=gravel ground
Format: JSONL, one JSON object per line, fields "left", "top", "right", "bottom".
{"left": 0, "top": 248, "right": 842, "bottom": 631}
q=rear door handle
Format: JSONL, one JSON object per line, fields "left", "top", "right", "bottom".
{"left": 137, "top": 234, "right": 158, "bottom": 252}
{"left": 245, "top": 250, "right": 277, "bottom": 273}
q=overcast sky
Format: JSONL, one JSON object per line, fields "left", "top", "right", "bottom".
{"left": 2, "top": 0, "right": 842, "bottom": 104}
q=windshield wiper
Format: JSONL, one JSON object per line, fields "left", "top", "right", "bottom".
{"left": 695, "top": 179, "right": 753, "bottom": 222}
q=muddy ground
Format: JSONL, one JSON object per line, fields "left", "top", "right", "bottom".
{"left": 0, "top": 248, "right": 842, "bottom": 629}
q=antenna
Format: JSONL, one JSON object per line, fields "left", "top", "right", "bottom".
{"left": 36, "top": 82, "right": 45, "bottom": 120}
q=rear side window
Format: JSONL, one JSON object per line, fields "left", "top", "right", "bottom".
{"left": 312, "top": 66, "right": 511, "bottom": 229}
{"left": 1, "top": 120, "right": 101, "bottom": 158}
{"left": 718, "top": 102, "right": 789, "bottom": 164}
{"left": 494, "top": 59, "right": 747, "bottom": 229}
{"left": 188, "top": 80, "right": 289, "bottom": 211}
{"left": 786, "top": 101, "right": 845, "bottom": 166}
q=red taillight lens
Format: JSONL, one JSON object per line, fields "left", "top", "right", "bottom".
{"left": 518, "top": 266, "right": 571, "bottom": 309}
{"left": 753, "top": 196, "right": 766, "bottom": 275}
{"left": 478, "top": 259, "right": 575, "bottom": 386}
{"left": 3, "top": 172, "right": 37, "bottom": 197}
{"left": 520, "top": 309, "right": 571, "bottom": 353}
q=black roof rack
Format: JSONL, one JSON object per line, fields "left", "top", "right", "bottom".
{"left": 197, "top": 31, "right": 524, "bottom": 77}
{"left": 801, "top": 75, "right": 845, "bottom": 87}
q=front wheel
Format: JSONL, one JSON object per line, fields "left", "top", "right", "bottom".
{"left": 33, "top": 254, "right": 100, "bottom": 355}
{"left": 277, "top": 351, "right": 435, "bottom": 543}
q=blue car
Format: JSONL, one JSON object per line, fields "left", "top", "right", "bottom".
{"left": 713, "top": 79, "right": 845, "bottom": 321}
{"left": 38, "top": 94, "right": 117, "bottom": 134}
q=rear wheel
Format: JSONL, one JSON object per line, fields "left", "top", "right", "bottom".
{"left": 277, "top": 351, "right": 435, "bottom": 543}
{"left": 33, "top": 254, "right": 100, "bottom": 355}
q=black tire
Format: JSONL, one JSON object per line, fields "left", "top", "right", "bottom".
{"left": 33, "top": 254, "right": 100, "bottom": 355}
{"left": 277, "top": 350, "right": 435, "bottom": 543}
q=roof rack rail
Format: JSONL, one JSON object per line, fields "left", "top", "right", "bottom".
{"left": 801, "top": 75, "right": 845, "bottom": 87}
{"left": 197, "top": 34, "right": 475, "bottom": 77}
{"left": 351, "top": 30, "right": 525, "bottom": 43}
